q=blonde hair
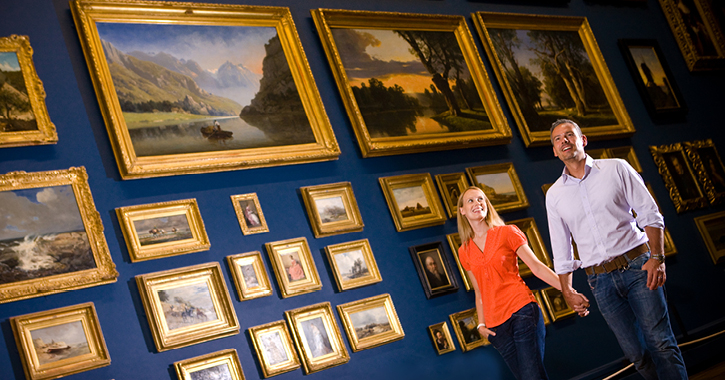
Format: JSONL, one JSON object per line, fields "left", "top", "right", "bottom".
{"left": 456, "top": 186, "right": 505, "bottom": 246}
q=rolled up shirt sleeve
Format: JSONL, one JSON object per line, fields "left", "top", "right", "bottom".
{"left": 546, "top": 187, "right": 581, "bottom": 274}
{"left": 620, "top": 161, "right": 665, "bottom": 230}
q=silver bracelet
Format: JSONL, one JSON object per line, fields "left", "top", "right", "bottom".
{"left": 477, "top": 323, "right": 486, "bottom": 329}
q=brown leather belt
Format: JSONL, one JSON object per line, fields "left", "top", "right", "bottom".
{"left": 584, "top": 243, "right": 649, "bottom": 275}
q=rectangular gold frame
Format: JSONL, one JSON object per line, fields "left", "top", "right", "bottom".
{"left": 473, "top": 12, "right": 635, "bottom": 147}
{"left": 449, "top": 308, "right": 489, "bottom": 352}
{"left": 174, "top": 349, "right": 244, "bottom": 380}
{"left": 659, "top": 0, "right": 725, "bottom": 71}
{"left": 645, "top": 183, "right": 678, "bottom": 257}
{"left": 135, "top": 262, "right": 239, "bottom": 352}
{"left": 231, "top": 193, "right": 269, "bottom": 235}
{"left": 540, "top": 286, "right": 576, "bottom": 322}
{"left": 506, "top": 217, "right": 553, "bottom": 278}
{"left": 694, "top": 210, "right": 725, "bottom": 264}
{"left": 337, "top": 294, "right": 405, "bottom": 352}
{"left": 650, "top": 142, "right": 708, "bottom": 213}
{"left": 324, "top": 239, "right": 382, "bottom": 291}
{"left": 285, "top": 302, "right": 350, "bottom": 374}
{"left": 379, "top": 173, "right": 446, "bottom": 232}
{"left": 301, "top": 182, "right": 364, "bottom": 238}
{"left": 466, "top": 162, "right": 529, "bottom": 213}
{"left": 428, "top": 321, "right": 456, "bottom": 355}
{"left": 684, "top": 139, "right": 725, "bottom": 205}
{"left": 435, "top": 172, "right": 470, "bottom": 218}
{"left": 0, "top": 167, "right": 117, "bottom": 303}
{"left": 590, "top": 146, "right": 643, "bottom": 173}
{"left": 10, "top": 302, "right": 110, "bottom": 380}
{"left": 249, "top": 320, "right": 301, "bottom": 378}
{"left": 532, "top": 290, "right": 552, "bottom": 326}
{"left": 311, "top": 8, "right": 511, "bottom": 157}
{"left": 446, "top": 232, "right": 473, "bottom": 292}
{"left": 0, "top": 35, "right": 57, "bottom": 147}
{"left": 116, "top": 198, "right": 210, "bottom": 262}
{"left": 265, "top": 237, "right": 322, "bottom": 298}
{"left": 227, "top": 251, "right": 273, "bottom": 301}
{"left": 71, "top": 0, "right": 339, "bottom": 179}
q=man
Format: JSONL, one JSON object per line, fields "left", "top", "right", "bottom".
{"left": 424, "top": 255, "right": 448, "bottom": 289}
{"left": 545, "top": 119, "right": 687, "bottom": 380}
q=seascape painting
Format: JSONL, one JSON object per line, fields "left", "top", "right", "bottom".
{"left": 474, "top": 173, "right": 518, "bottom": 206}
{"left": 0, "top": 51, "right": 37, "bottom": 133}
{"left": 333, "top": 249, "right": 370, "bottom": 282}
{"left": 158, "top": 283, "right": 218, "bottom": 330}
{"left": 349, "top": 306, "right": 392, "bottom": 340}
{"left": 314, "top": 196, "right": 348, "bottom": 223}
{"left": 393, "top": 186, "right": 431, "bottom": 217}
{"left": 189, "top": 363, "right": 232, "bottom": 380}
{"left": 30, "top": 320, "right": 90, "bottom": 366}
{"left": 132, "top": 214, "right": 193, "bottom": 246}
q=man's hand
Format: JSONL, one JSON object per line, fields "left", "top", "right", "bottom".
{"left": 643, "top": 259, "right": 666, "bottom": 290}
{"left": 562, "top": 290, "right": 590, "bottom": 317}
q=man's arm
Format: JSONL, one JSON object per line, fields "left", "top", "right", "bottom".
{"left": 643, "top": 226, "right": 666, "bottom": 290}
{"left": 558, "top": 272, "right": 590, "bottom": 317}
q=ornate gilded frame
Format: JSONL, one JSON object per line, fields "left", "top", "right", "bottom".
{"left": 645, "top": 183, "right": 678, "bottom": 257}
{"left": 265, "top": 237, "right": 322, "bottom": 298}
{"left": 650, "top": 142, "right": 708, "bottom": 213}
{"left": 336, "top": 294, "right": 405, "bottom": 352}
{"left": 506, "top": 217, "right": 553, "bottom": 278}
{"left": 466, "top": 162, "right": 529, "bottom": 213}
{"left": 174, "top": 349, "right": 244, "bottom": 380}
{"left": 379, "top": 173, "right": 446, "bottom": 232}
{"left": 285, "top": 302, "right": 350, "bottom": 374}
{"left": 684, "top": 139, "right": 725, "bottom": 205}
{"left": 231, "top": 193, "right": 269, "bottom": 235}
{"left": 428, "top": 321, "right": 456, "bottom": 355}
{"left": 311, "top": 8, "right": 511, "bottom": 157}
{"left": 324, "top": 239, "right": 382, "bottom": 292}
{"left": 445, "top": 232, "right": 473, "bottom": 292}
{"left": 0, "top": 167, "right": 117, "bottom": 304}
{"left": 300, "top": 182, "right": 364, "bottom": 238}
{"left": 694, "top": 210, "right": 725, "bottom": 264}
{"left": 659, "top": 0, "right": 725, "bottom": 71}
{"left": 540, "top": 286, "right": 576, "bottom": 322}
{"left": 227, "top": 251, "right": 273, "bottom": 301}
{"left": 71, "top": 0, "right": 339, "bottom": 179}
{"left": 410, "top": 241, "right": 459, "bottom": 299}
{"left": 435, "top": 172, "right": 470, "bottom": 218}
{"left": 248, "top": 320, "right": 301, "bottom": 378}
{"left": 449, "top": 308, "right": 489, "bottom": 352}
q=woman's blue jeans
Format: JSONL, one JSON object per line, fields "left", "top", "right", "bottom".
{"left": 488, "top": 302, "right": 549, "bottom": 380}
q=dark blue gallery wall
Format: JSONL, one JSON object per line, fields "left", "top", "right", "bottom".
{"left": 0, "top": 0, "right": 724, "bottom": 379}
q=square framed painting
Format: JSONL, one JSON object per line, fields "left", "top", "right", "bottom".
{"left": 650, "top": 143, "right": 708, "bottom": 213}
{"left": 379, "top": 173, "right": 446, "bottom": 232}
{"left": 135, "top": 262, "right": 239, "bottom": 352}
{"left": 311, "top": 8, "right": 511, "bottom": 157}
{"left": 435, "top": 173, "right": 470, "bottom": 218}
{"left": 249, "top": 320, "right": 301, "bottom": 378}
{"left": 540, "top": 287, "right": 575, "bottom": 322}
{"left": 227, "top": 251, "right": 273, "bottom": 301}
{"left": 410, "top": 241, "right": 459, "bottom": 299}
{"left": 684, "top": 139, "right": 725, "bottom": 205}
{"left": 644, "top": 183, "right": 678, "bottom": 257}
{"left": 71, "top": 0, "right": 339, "bottom": 179}
{"left": 0, "top": 167, "right": 117, "bottom": 304}
{"left": 473, "top": 12, "right": 635, "bottom": 147}
{"left": 618, "top": 39, "right": 687, "bottom": 121}
{"left": 659, "top": 0, "right": 725, "bottom": 71}
{"left": 0, "top": 35, "right": 57, "bottom": 148}
{"left": 174, "top": 349, "right": 244, "bottom": 380}
{"left": 466, "top": 163, "right": 529, "bottom": 213}
{"left": 116, "top": 198, "right": 210, "bottom": 262}
{"left": 10, "top": 302, "right": 110, "bottom": 380}
{"left": 285, "top": 302, "right": 350, "bottom": 374}
{"left": 300, "top": 182, "right": 364, "bottom": 238}
{"left": 337, "top": 294, "right": 405, "bottom": 352}
{"left": 231, "top": 193, "right": 269, "bottom": 235}
{"left": 532, "top": 290, "right": 552, "bottom": 325}
{"left": 428, "top": 321, "right": 456, "bottom": 355}
{"left": 449, "top": 308, "right": 489, "bottom": 352}
{"left": 324, "top": 239, "right": 382, "bottom": 292}
{"left": 265, "top": 237, "right": 322, "bottom": 298}
{"left": 694, "top": 210, "right": 725, "bottom": 264}
{"left": 506, "top": 217, "right": 553, "bottom": 278}
{"left": 446, "top": 232, "right": 473, "bottom": 292}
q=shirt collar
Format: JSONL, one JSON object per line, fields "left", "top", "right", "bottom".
{"left": 561, "top": 154, "right": 595, "bottom": 184}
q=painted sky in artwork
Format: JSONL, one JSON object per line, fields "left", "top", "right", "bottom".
{"left": 333, "top": 249, "right": 365, "bottom": 273}
{"left": 31, "top": 321, "right": 87, "bottom": 346}
{"left": 476, "top": 173, "right": 515, "bottom": 194}
{"left": 629, "top": 47, "right": 668, "bottom": 87}
{"left": 349, "top": 306, "right": 389, "bottom": 329}
{"left": 0, "top": 185, "right": 84, "bottom": 241}
{"left": 393, "top": 186, "right": 429, "bottom": 209}
{"left": 0, "top": 52, "right": 20, "bottom": 72}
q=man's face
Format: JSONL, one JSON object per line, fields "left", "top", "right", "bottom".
{"left": 425, "top": 257, "right": 438, "bottom": 274}
{"left": 671, "top": 157, "right": 684, "bottom": 175}
{"left": 551, "top": 123, "right": 587, "bottom": 162}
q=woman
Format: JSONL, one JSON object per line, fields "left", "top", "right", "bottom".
{"left": 457, "top": 186, "right": 561, "bottom": 380}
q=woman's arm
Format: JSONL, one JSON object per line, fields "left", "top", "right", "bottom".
{"left": 516, "top": 244, "right": 561, "bottom": 290}
{"left": 468, "top": 270, "right": 495, "bottom": 338}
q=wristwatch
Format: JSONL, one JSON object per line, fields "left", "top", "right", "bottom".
{"left": 651, "top": 254, "right": 665, "bottom": 264}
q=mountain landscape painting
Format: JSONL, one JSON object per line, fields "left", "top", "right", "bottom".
{"left": 0, "top": 51, "right": 37, "bottom": 133}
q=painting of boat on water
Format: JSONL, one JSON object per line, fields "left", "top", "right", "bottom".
{"left": 133, "top": 214, "right": 193, "bottom": 247}
{"left": 158, "top": 283, "right": 218, "bottom": 331}
{"left": 30, "top": 320, "right": 90, "bottom": 366}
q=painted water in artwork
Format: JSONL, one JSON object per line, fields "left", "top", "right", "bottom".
{"left": 133, "top": 214, "right": 193, "bottom": 246}
{"left": 0, "top": 51, "right": 38, "bottom": 133}
{"left": 190, "top": 363, "right": 232, "bottom": 380}
{"left": 0, "top": 185, "right": 95, "bottom": 285}
{"left": 158, "top": 283, "right": 218, "bottom": 330}
{"left": 31, "top": 320, "right": 90, "bottom": 366}
{"left": 350, "top": 306, "right": 392, "bottom": 340}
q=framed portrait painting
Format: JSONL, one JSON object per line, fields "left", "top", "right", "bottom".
{"left": 684, "top": 139, "right": 725, "bottom": 205}
{"left": 227, "top": 251, "right": 273, "bottom": 301}
{"left": 249, "top": 320, "right": 301, "bottom": 378}
{"left": 379, "top": 173, "right": 446, "bottom": 232}
{"left": 174, "top": 349, "right": 244, "bottom": 380}
{"left": 324, "top": 239, "right": 382, "bottom": 292}
{"left": 231, "top": 193, "right": 269, "bottom": 235}
{"left": 410, "top": 241, "right": 458, "bottom": 299}
{"left": 540, "top": 287, "right": 576, "bottom": 322}
{"left": 650, "top": 143, "right": 708, "bottom": 213}
{"left": 337, "top": 294, "right": 405, "bottom": 352}
{"left": 659, "top": 0, "right": 725, "bottom": 71}
{"left": 694, "top": 210, "right": 725, "bottom": 264}
{"left": 466, "top": 163, "right": 529, "bottom": 213}
{"left": 71, "top": 0, "right": 339, "bottom": 179}
{"left": 428, "top": 322, "right": 456, "bottom": 355}
{"left": 300, "top": 182, "right": 364, "bottom": 238}
{"left": 265, "top": 237, "right": 322, "bottom": 298}
{"left": 449, "top": 308, "right": 488, "bottom": 352}
{"left": 435, "top": 172, "right": 470, "bottom": 218}
{"left": 285, "top": 302, "right": 350, "bottom": 374}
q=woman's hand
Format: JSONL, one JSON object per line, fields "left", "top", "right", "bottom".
{"left": 478, "top": 325, "right": 495, "bottom": 339}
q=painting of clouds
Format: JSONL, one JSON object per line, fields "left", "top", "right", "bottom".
{"left": 333, "top": 249, "right": 369, "bottom": 282}
{"left": 393, "top": 186, "right": 431, "bottom": 217}
{"left": 474, "top": 173, "right": 518, "bottom": 206}
{"left": 31, "top": 320, "right": 90, "bottom": 365}
{"left": 349, "top": 306, "right": 391, "bottom": 340}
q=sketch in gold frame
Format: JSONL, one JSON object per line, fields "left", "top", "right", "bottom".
{"left": 659, "top": 0, "right": 725, "bottom": 71}
{"left": 174, "top": 349, "right": 244, "bottom": 380}
{"left": 446, "top": 232, "right": 473, "bottom": 292}
{"left": 588, "top": 146, "right": 643, "bottom": 173}
{"left": 650, "top": 143, "right": 708, "bottom": 213}
{"left": 265, "top": 237, "right": 322, "bottom": 298}
{"left": 311, "top": 8, "right": 511, "bottom": 158}
{"left": 506, "top": 217, "right": 553, "bottom": 278}
{"left": 435, "top": 172, "right": 470, "bottom": 218}
{"left": 532, "top": 290, "right": 552, "bottom": 326}
{"left": 337, "top": 294, "right": 405, "bottom": 352}
{"left": 0, "top": 167, "right": 117, "bottom": 304}
{"left": 324, "top": 239, "right": 382, "bottom": 292}
{"left": 694, "top": 210, "right": 725, "bottom": 264}
{"left": 644, "top": 183, "right": 678, "bottom": 257}
{"left": 684, "top": 139, "right": 725, "bottom": 206}
{"left": 10, "top": 302, "right": 110, "bottom": 380}
{"left": 231, "top": 193, "right": 269, "bottom": 235}
{"left": 473, "top": 12, "right": 635, "bottom": 147}
{"left": 285, "top": 302, "right": 350, "bottom": 374}
{"left": 428, "top": 321, "right": 456, "bottom": 355}
{"left": 116, "top": 198, "right": 210, "bottom": 262}
{"left": 0, "top": 35, "right": 57, "bottom": 148}
{"left": 300, "top": 182, "right": 364, "bottom": 238}
{"left": 449, "top": 308, "right": 489, "bottom": 352}
{"left": 540, "top": 286, "right": 576, "bottom": 322}
{"left": 227, "top": 251, "right": 273, "bottom": 301}
{"left": 466, "top": 163, "right": 529, "bottom": 213}
{"left": 70, "top": 0, "right": 339, "bottom": 179}
{"left": 249, "top": 320, "right": 301, "bottom": 378}
{"left": 135, "top": 262, "right": 239, "bottom": 352}
{"left": 379, "top": 173, "right": 446, "bottom": 232}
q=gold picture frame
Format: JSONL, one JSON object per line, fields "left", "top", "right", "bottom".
{"left": 428, "top": 321, "right": 456, "bottom": 355}
{"left": 311, "top": 8, "right": 511, "bottom": 157}
{"left": 10, "top": 302, "right": 110, "bottom": 380}
{"left": 337, "top": 294, "right": 405, "bottom": 352}
{"left": 135, "top": 262, "right": 239, "bottom": 352}
{"left": 249, "top": 320, "right": 301, "bottom": 378}
{"left": 300, "top": 182, "right": 364, "bottom": 238}
{"left": 532, "top": 290, "right": 552, "bottom": 326}
{"left": 227, "top": 251, "right": 273, "bottom": 301}
{"left": 466, "top": 163, "right": 529, "bottom": 213}
{"left": 0, "top": 35, "right": 57, "bottom": 148}
{"left": 285, "top": 302, "right": 350, "bottom": 374}
{"left": 265, "top": 237, "right": 322, "bottom": 298}
{"left": 435, "top": 172, "right": 470, "bottom": 218}
{"left": 506, "top": 217, "right": 553, "bottom": 278}
{"left": 644, "top": 183, "right": 678, "bottom": 257}
{"left": 116, "top": 198, "right": 210, "bottom": 262}
{"left": 174, "top": 349, "right": 244, "bottom": 380}
{"left": 324, "top": 239, "right": 382, "bottom": 292}
{"left": 231, "top": 193, "right": 269, "bottom": 235}
{"left": 449, "top": 308, "right": 489, "bottom": 352}
{"left": 71, "top": 0, "right": 339, "bottom": 179}
{"left": 598, "top": 146, "right": 643, "bottom": 173}
{"left": 659, "top": 0, "right": 725, "bottom": 71}
{"left": 0, "top": 167, "right": 117, "bottom": 304}
{"left": 446, "top": 232, "right": 473, "bottom": 292}
{"left": 694, "top": 210, "right": 725, "bottom": 264}
{"left": 379, "top": 173, "right": 446, "bottom": 232}
{"left": 540, "top": 286, "right": 576, "bottom": 322}
{"left": 473, "top": 12, "right": 635, "bottom": 147}
{"left": 684, "top": 139, "right": 725, "bottom": 205}
{"left": 650, "top": 143, "right": 708, "bottom": 213}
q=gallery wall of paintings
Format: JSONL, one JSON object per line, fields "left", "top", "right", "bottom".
{"left": 2, "top": 0, "right": 725, "bottom": 379}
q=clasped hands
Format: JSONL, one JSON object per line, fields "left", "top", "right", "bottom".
{"left": 563, "top": 290, "right": 590, "bottom": 317}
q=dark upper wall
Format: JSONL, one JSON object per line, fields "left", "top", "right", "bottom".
{"left": 1, "top": 0, "right": 724, "bottom": 379}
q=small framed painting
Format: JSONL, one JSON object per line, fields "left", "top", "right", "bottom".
{"left": 265, "top": 237, "right": 322, "bottom": 298}
{"left": 410, "top": 241, "right": 459, "bottom": 299}
{"left": 650, "top": 143, "right": 708, "bottom": 213}
{"left": 446, "top": 232, "right": 473, "bottom": 292}
{"left": 644, "top": 183, "right": 678, "bottom": 257}
{"left": 379, "top": 173, "right": 446, "bottom": 232}
{"left": 248, "top": 320, "right": 301, "bottom": 378}
{"left": 694, "top": 210, "right": 725, "bottom": 264}
{"left": 231, "top": 193, "right": 269, "bottom": 235}
{"left": 428, "top": 321, "right": 456, "bottom": 355}
{"left": 300, "top": 182, "right": 364, "bottom": 238}
{"left": 174, "top": 349, "right": 244, "bottom": 380}
{"left": 506, "top": 217, "right": 553, "bottom": 278}
{"left": 285, "top": 302, "right": 350, "bottom": 374}
{"left": 684, "top": 139, "right": 725, "bottom": 206}
{"left": 324, "top": 239, "right": 382, "bottom": 292}
{"left": 540, "top": 287, "right": 576, "bottom": 322}
{"left": 336, "top": 294, "right": 405, "bottom": 352}
{"left": 466, "top": 163, "right": 529, "bottom": 213}
{"left": 449, "top": 308, "right": 489, "bottom": 352}
{"left": 532, "top": 290, "right": 552, "bottom": 326}
{"left": 435, "top": 172, "right": 470, "bottom": 218}
{"left": 227, "top": 251, "right": 273, "bottom": 301}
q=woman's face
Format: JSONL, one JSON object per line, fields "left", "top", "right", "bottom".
{"left": 459, "top": 188, "right": 487, "bottom": 221}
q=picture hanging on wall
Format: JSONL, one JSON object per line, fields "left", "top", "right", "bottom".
{"left": 445, "top": 232, "right": 473, "bottom": 292}
{"left": 466, "top": 162, "right": 529, "bottom": 213}
{"left": 231, "top": 193, "right": 269, "bottom": 235}
{"left": 248, "top": 320, "right": 301, "bottom": 378}
{"left": 684, "top": 139, "right": 725, "bottom": 206}
{"left": 174, "top": 349, "right": 244, "bottom": 380}
{"left": 506, "top": 217, "right": 553, "bottom": 278}
{"left": 650, "top": 142, "right": 708, "bottom": 213}
{"left": 644, "top": 183, "right": 678, "bottom": 257}
{"left": 324, "top": 239, "right": 382, "bottom": 292}
{"left": 285, "top": 302, "right": 350, "bottom": 374}
{"left": 300, "top": 182, "right": 364, "bottom": 238}
{"left": 265, "top": 237, "right": 322, "bottom": 298}
{"left": 473, "top": 12, "right": 635, "bottom": 147}
{"left": 532, "top": 290, "right": 552, "bottom": 325}
{"left": 449, "top": 308, "right": 489, "bottom": 352}
{"left": 0, "top": 35, "right": 57, "bottom": 148}
{"left": 540, "top": 286, "right": 576, "bottom": 322}
{"left": 226, "top": 251, "right": 273, "bottom": 301}
{"left": 336, "top": 294, "right": 405, "bottom": 352}
{"left": 694, "top": 210, "right": 725, "bottom": 264}
{"left": 428, "top": 321, "right": 456, "bottom": 355}
{"left": 659, "top": 0, "right": 725, "bottom": 71}
{"left": 435, "top": 172, "right": 470, "bottom": 218}
{"left": 379, "top": 173, "right": 447, "bottom": 232}
{"left": 587, "top": 146, "right": 643, "bottom": 172}
{"left": 70, "top": 0, "right": 340, "bottom": 179}
{"left": 311, "top": 8, "right": 512, "bottom": 157}
{"left": 410, "top": 241, "right": 459, "bottom": 299}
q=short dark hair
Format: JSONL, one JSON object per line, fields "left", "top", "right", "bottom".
{"left": 550, "top": 119, "right": 582, "bottom": 141}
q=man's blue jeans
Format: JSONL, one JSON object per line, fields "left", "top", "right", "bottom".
{"left": 488, "top": 302, "right": 549, "bottom": 380}
{"left": 587, "top": 252, "right": 688, "bottom": 380}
